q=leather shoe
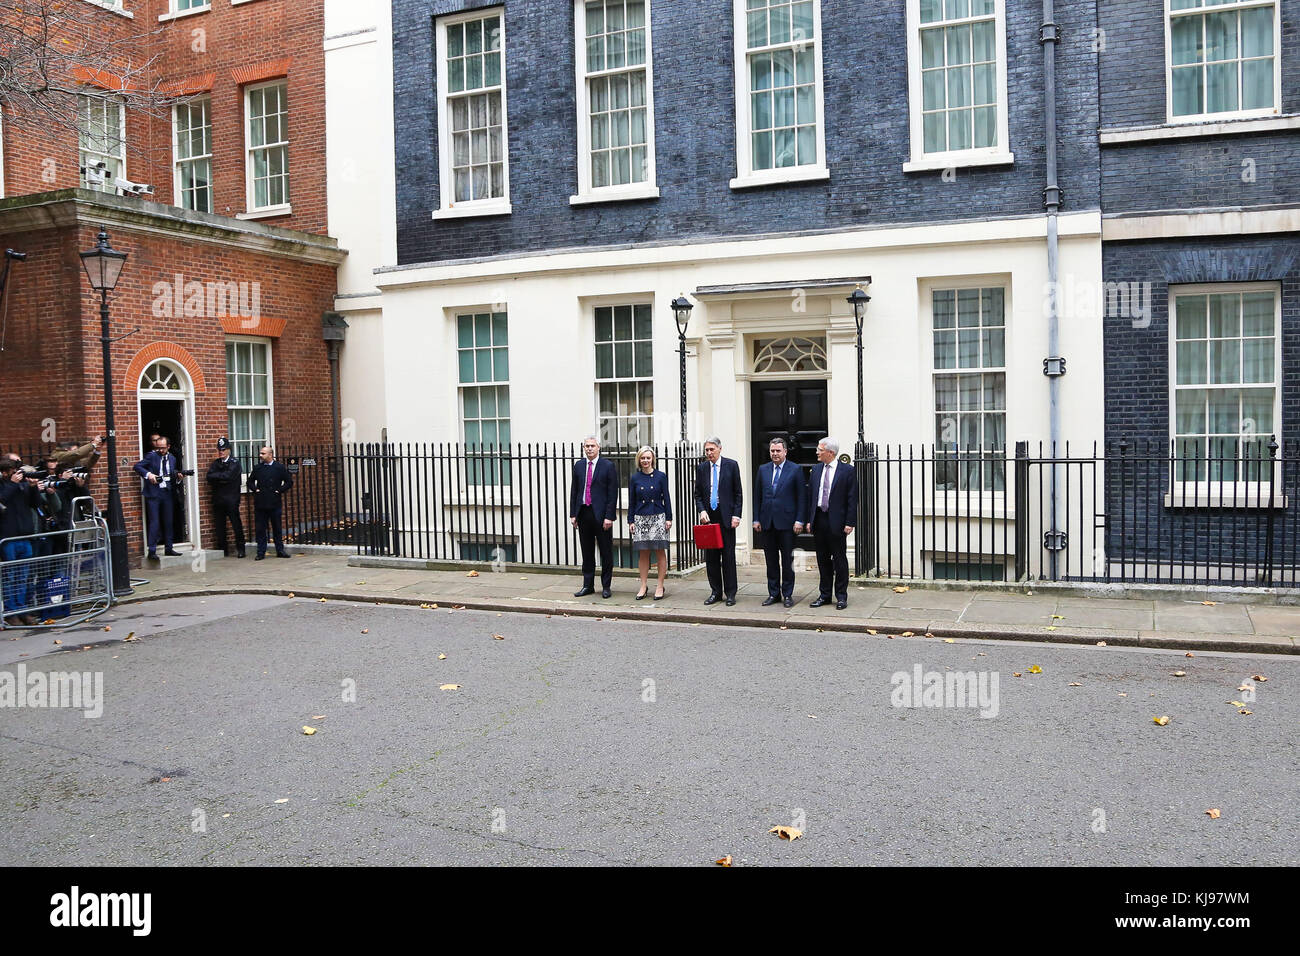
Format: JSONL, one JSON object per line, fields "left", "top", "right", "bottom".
{"left": 164, "top": 549, "right": 181, "bottom": 556}
{"left": 783, "top": 597, "right": 794, "bottom": 608}
{"left": 635, "top": 589, "right": 648, "bottom": 600}
{"left": 573, "top": 586, "right": 594, "bottom": 597}
{"left": 255, "top": 554, "right": 266, "bottom": 561}
{"left": 762, "top": 596, "right": 779, "bottom": 606}
{"left": 601, "top": 588, "right": 611, "bottom": 599}
{"left": 725, "top": 597, "right": 736, "bottom": 606}
{"left": 146, "top": 552, "right": 158, "bottom": 561}
{"left": 704, "top": 593, "right": 720, "bottom": 605}
{"left": 836, "top": 600, "right": 848, "bottom": 610}
{"left": 276, "top": 552, "right": 291, "bottom": 558}
{"left": 809, "top": 596, "right": 830, "bottom": 608}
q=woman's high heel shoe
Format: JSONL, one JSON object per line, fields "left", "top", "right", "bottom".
{"left": 635, "top": 588, "right": 648, "bottom": 600}
{"left": 653, "top": 588, "right": 665, "bottom": 601}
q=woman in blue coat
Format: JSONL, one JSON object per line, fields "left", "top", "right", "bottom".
{"left": 627, "top": 446, "right": 672, "bottom": 600}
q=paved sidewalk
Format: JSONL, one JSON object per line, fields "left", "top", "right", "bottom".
{"left": 106, "top": 549, "right": 1300, "bottom": 655}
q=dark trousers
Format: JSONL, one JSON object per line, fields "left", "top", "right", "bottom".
{"left": 761, "top": 528, "right": 796, "bottom": 599}
{"left": 705, "top": 509, "right": 738, "bottom": 598}
{"left": 145, "top": 495, "right": 174, "bottom": 553}
{"left": 576, "top": 505, "right": 613, "bottom": 588}
{"left": 812, "top": 511, "right": 849, "bottom": 601}
{"left": 2, "top": 540, "right": 34, "bottom": 614}
{"left": 212, "top": 497, "right": 246, "bottom": 553}
{"left": 255, "top": 506, "right": 286, "bottom": 556}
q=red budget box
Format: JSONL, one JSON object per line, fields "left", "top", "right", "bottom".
{"left": 693, "top": 523, "right": 723, "bottom": 550}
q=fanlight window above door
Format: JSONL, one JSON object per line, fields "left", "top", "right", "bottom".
{"left": 753, "top": 337, "right": 827, "bottom": 373}
{"left": 141, "top": 361, "right": 183, "bottom": 391}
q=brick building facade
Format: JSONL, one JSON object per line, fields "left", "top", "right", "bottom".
{"left": 0, "top": 0, "right": 344, "bottom": 564}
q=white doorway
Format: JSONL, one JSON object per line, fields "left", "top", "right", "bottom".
{"left": 136, "top": 360, "right": 201, "bottom": 552}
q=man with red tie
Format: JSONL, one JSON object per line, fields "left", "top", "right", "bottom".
{"left": 801, "top": 437, "right": 858, "bottom": 610}
{"left": 569, "top": 435, "right": 619, "bottom": 598}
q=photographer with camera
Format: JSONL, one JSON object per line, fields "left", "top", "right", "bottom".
{"left": 132, "top": 436, "right": 194, "bottom": 560}
{"left": 0, "top": 457, "right": 60, "bottom": 626}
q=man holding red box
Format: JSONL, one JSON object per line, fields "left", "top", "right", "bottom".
{"left": 694, "top": 437, "right": 743, "bottom": 606}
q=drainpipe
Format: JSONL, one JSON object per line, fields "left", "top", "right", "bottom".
{"left": 1040, "top": 0, "right": 1066, "bottom": 580}
{"left": 322, "top": 311, "right": 349, "bottom": 532}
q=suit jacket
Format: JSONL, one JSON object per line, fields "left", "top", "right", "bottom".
{"left": 569, "top": 456, "right": 619, "bottom": 523}
{"left": 247, "top": 460, "right": 293, "bottom": 510}
{"left": 207, "top": 455, "right": 243, "bottom": 504}
{"left": 133, "top": 451, "right": 180, "bottom": 501}
{"left": 802, "top": 460, "right": 859, "bottom": 532}
{"left": 694, "top": 457, "right": 743, "bottom": 524}
{"left": 754, "top": 460, "right": 805, "bottom": 531}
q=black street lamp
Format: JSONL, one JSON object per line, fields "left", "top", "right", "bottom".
{"left": 79, "top": 228, "right": 132, "bottom": 596}
{"left": 846, "top": 285, "right": 871, "bottom": 446}
{"left": 671, "top": 294, "right": 694, "bottom": 442}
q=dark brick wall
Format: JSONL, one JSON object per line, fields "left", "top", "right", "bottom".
{"left": 392, "top": 0, "right": 1103, "bottom": 266}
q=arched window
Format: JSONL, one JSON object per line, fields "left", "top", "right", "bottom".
{"left": 753, "top": 336, "right": 827, "bottom": 373}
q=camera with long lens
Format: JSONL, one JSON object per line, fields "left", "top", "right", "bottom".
{"left": 22, "top": 466, "right": 90, "bottom": 489}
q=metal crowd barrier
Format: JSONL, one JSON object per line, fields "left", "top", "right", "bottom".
{"left": 0, "top": 497, "right": 113, "bottom": 629}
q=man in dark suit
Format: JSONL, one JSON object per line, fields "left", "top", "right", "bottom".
{"left": 207, "top": 436, "right": 246, "bottom": 558}
{"left": 694, "top": 436, "right": 743, "bottom": 606}
{"left": 569, "top": 435, "right": 619, "bottom": 598}
{"left": 247, "top": 445, "right": 293, "bottom": 560}
{"left": 753, "top": 436, "right": 805, "bottom": 608}
{"left": 133, "top": 436, "right": 191, "bottom": 559}
{"left": 801, "top": 437, "right": 858, "bottom": 610}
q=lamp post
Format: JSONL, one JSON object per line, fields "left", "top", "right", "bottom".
{"left": 846, "top": 285, "right": 871, "bottom": 446}
{"left": 671, "top": 294, "right": 694, "bottom": 442}
{"left": 79, "top": 228, "right": 132, "bottom": 596}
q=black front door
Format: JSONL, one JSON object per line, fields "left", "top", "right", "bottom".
{"left": 749, "top": 380, "right": 828, "bottom": 550}
{"left": 139, "top": 399, "right": 188, "bottom": 543}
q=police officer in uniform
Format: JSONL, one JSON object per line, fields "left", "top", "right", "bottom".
{"left": 207, "top": 437, "right": 245, "bottom": 558}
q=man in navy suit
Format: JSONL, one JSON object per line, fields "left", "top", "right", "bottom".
{"left": 753, "top": 436, "right": 805, "bottom": 608}
{"left": 694, "top": 436, "right": 743, "bottom": 606}
{"left": 569, "top": 435, "right": 619, "bottom": 598}
{"left": 133, "top": 436, "right": 191, "bottom": 559}
{"left": 801, "top": 437, "right": 858, "bottom": 610}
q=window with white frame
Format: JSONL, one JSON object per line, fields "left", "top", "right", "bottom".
{"left": 245, "top": 81, "right": 288, "bottom": 211}
{"left": 731, "top": 0, "right": 827, "bottom": 187}
{"left": 573, "top": 0, "right": 657, "bottom": 202}
{"left": 174, "top": 97, "right": 212, "bottom": 213}
{"left": 1171, "top": 286, "right": 1279, "bottom": 484}
{"left": 906, "top": 0, "right": 1010, "bottom": 168}
{"left": 436, "top": 10, "right": 509, "bottom": 216}
{"left": 78, "top": 94, "right": 125, "bottom": 192}
{"left": 1168, "top": 0, "right": 1278, "bottom": 120}
{"left": 172, "top": 0, "right": 209, "bottom": 11}
{"left": 595, "top": 304, "right": 653, "bottom": 446}
{"left": 932, "top": 286, "right": 1006, "bottom": 492}
{"left": 226, "top": 339, "right": 274, "bottom": 473}
{"left": 458, "top": 311, "right": 512, "bottom": 485}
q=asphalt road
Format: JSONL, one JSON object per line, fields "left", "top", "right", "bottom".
{"left": 1, "top": 597, "right": 1296, "bottom": 866}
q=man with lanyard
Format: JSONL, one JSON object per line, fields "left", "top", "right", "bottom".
{"left": 133, "top": 436, "right": 183, "bottom": 560}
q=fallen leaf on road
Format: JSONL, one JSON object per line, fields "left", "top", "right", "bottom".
{"left": 1236, "top": 683, "right": 1251, "bottom": 691}
{"left": 1028, "top": 665, "right": 1042, "bottom": 674}
{"left": 492, "top": 634, "right": 505, "bottom": 640}
{"left": 440, "top": 684, "right": 460, "bottom": 690}
{"left": 1238, "top": 708, "right": 1252, "bottom": 715}
{"left": 806, "top": 714, "right": 817, "bottom": 719}
{"left": 779, "top": 626, "right": 788, "bottom": 630}
{"left": 886, "top": 634, "right": 894, "bottom": 639}
{"left": 160, "top": 777, "right": 171, "bottom": 782}
{"left": 1201, "top": 601, "right": 1216, "bottom": 606}
{"left": 1013, "top": 672, "right": 1022, "bottom": 678}
{"left": 892, "top": 586, "right": 909, "bottom": 593}
{"left": 1186, "top": 652, "right": 1195, "bottom": 658}
{"left": 1251, "top": 674, "right": 1268, "bottom": 682}
{"left": 1173, "top": 671, "right": 1186, "bottom": 677}
{"left": 715, "top": 855, "right": 732, "bottom": 867}
{"left": 467, "top": 570, "right": 479, "bottom": 577}
{"left": 1153, "top": 716, "right": 1170, "bottom": 726}
{"left": 438, "top": 653, "right": 447, "bottom": 660}
{"left": 103, "top": 626, "right": 111, "bottom": 632}
{"left": 287, "top": 592, "right": 295, "bottom": 598}
{"left": 1096, "top": 641, "right": 1107, "bottom": 646}
{"left": 1052, "top": 614, "right": 1065, "bottom": 620}
{"left": 691, "top": 623, "right": 699, "bottom": 627}
{"left": 943, "top": 638, "right": 956, "bottom": 644}
{"left": 924, "top": 632, "right": 935, "bottom": 638}
{"left": 312, "top": 715, "right": 325, "bottom": 720}
{"left": 361, "top": 628, "right": 369, "bottom": 634}
{"left": 355, "top": 581, "right": 366, "bottom": 585}
{"left": 901, "top": 631, "right": 914, "bottom": 637}
{"left": 769, "top": 826, "right": 803, "bottom": 841}
{"left": 1118, "top": 693, "right": 1127, "bottom": 697}
{"left": 1227, "top": 700, "right": 1245, "bottom": 707}
{"left": 867, "top": 629, "right": 877, "bottom": 635}
{"left": 302, "top": 726, "right": 316, "bottom": 735}
{"left": 122, "top": 632, "right": 138, "bottom": 642}
{"left": 452, "top": 605, "right": 466, "bottom": 611}
{"left": 222, "top": 813, "right": 231, "bottom": 818}
{"left": 1046, "top": 626, "right": 1058, "bottom": 631}
{"left": 1068, "top": 682, "right": 1082, "bottom": 687}
{"left": 1205, "top": 808, "right": 1221, "bottom": 819}
{"left": 977, "top": 652, "right": 986, "bottom": 656}
{"left": 274, "top": 798, "right": 289, "bottom": 804}
{"left": 52, "top": 639, "right": 61, "bottom": 645}
{"left": 318, "top": 598, "right": 327, "bottom": 603}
